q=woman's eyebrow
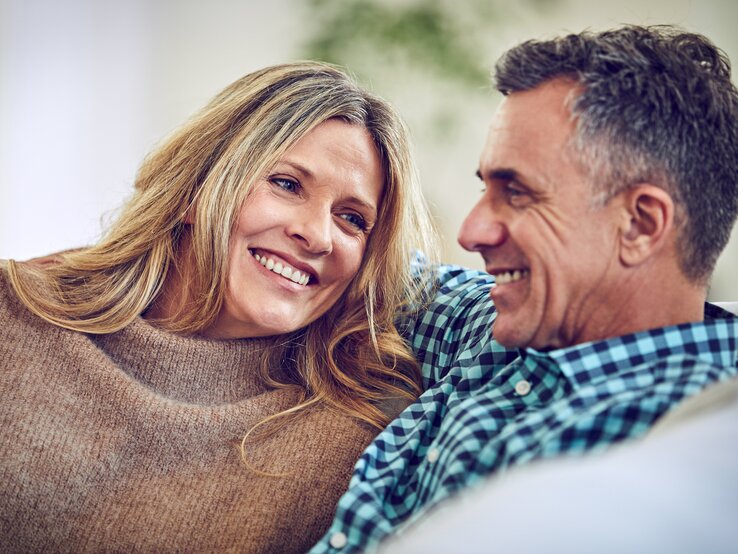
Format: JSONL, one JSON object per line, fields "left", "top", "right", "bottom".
{"left": 275, "top": 160, "right": 378, "bottom": 214}
{"left": 277, "top": 160, "right": 314, "bottom": 178}
{"left": 345, "top": 195, "right": 378, "bottom": 215}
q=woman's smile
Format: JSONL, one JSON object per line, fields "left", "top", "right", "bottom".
{"left": 251, "top": 249, "right": 313, "bottom": 287}
{"left": 207, "top": 119, "right": 384, "bottom": 339}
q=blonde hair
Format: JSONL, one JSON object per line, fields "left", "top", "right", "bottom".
{"left": 9, "top": 61, "right": 439, "bottom": 432}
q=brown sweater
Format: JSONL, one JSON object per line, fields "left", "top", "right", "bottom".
{"left": 0, "top": 269, "right": 378, "bottom": 553}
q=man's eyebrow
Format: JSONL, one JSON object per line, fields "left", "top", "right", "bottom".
{"left": 476, "top": 167, "right": 520, "bottom": 182}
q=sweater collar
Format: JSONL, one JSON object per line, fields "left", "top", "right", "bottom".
{"left": 91, "top": 317, "right": 287, "bottom": 405}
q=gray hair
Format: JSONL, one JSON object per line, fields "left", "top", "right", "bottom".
{"left": 494, "top": 25, "right": 738, "bottom": 283}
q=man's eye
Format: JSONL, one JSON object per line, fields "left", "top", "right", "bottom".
{"left": 505, "top": 183, "right": 525, "bottom": 196}
{"left": 505, "top": 182, "right": 533, "bottom": 202}
{"left": 270, "top": 177, "right": 300, "bottom": 193}
{"left": 339, "top": 212, "right": 368, "bottom": 231}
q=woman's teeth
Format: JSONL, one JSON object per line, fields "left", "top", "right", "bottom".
{"left": 253, "top": 253, "right": 310, "bottom": 286}
{"left": 494, "top": 269, "right": 528, "bottom": 285}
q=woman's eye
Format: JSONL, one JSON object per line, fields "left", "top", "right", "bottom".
{"left": 339, "top": 212, "right": 368, "bottom": 231}
{"left": 270, "top": 177, "right": 300, "bottom": 193}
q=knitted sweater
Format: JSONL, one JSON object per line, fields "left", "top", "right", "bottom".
{"left": 0, "top": 269, "right": 378, "bottom": 553}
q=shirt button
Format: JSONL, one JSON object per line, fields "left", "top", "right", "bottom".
{"left": 515, "top": 380, "right": 532, "bottom": 396}
{"left": 330, "top": 532, "right": 348, "bottom": 549}
{"left": 426, "top": 448, "right": 440, "bottom": 464}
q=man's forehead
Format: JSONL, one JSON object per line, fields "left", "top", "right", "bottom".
{"left": 479, "top": 79, "right": 580, "bottom": 176}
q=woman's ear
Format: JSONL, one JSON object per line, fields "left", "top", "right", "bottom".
{"left": 618, "top": 184, "right": 675, "bottom": 268}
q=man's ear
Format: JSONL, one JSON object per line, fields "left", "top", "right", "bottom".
{"left": 618, "top": 184, "right": 674, "bottom": 267}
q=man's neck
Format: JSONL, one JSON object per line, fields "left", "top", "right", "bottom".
{"left": 568, "top": 270, "right": 706, "bottom": 348}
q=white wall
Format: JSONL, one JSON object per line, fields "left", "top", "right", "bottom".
{"left": 0, "top": 1, "right": 151, "bottom": 254}
{"left": 1, "top": 0, "right": 735, "bottom": 299}
{"left": 0, "top": 0, "right": 301, "bottom": 258}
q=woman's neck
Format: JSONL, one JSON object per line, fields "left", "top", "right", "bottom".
{"left": 144, "top": 230, "right": 202, "bottom": 330}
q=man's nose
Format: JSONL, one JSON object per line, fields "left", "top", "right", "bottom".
{"left": 287, "top": 203, "right": 333, "bottom": 255}
{"left": 457, "top": 200, "right": 507, "bottom": 252}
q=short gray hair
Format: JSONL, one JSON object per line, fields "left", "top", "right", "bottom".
{"left": 494, "top": 25, "right": 738, "bottom": 283}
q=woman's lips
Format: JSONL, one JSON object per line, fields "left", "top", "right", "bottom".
{"left": 250, "top": 249, "right": 312, "bottom": 286}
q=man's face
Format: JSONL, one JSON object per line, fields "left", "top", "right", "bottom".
{"left": 458, "top": 79, "right": 624, "bottom": 350}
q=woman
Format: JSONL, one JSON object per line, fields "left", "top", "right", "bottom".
{"left": 0, "top": 62, "right": 438, "bottom": 552}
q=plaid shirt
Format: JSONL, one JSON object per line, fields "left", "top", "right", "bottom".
{"left": 311, "top": 266, "right": 738, "bottom": 553}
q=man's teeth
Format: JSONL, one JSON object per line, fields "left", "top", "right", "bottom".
{"left": 253, "top": 253, "right": 310, "bottom": 286}
{"left": 494, "top": 269, "right": 528, "bottom": 285}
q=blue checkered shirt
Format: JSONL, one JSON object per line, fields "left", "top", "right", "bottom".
{"left": 311, "top": 265, "right": 738, "bottom": 553}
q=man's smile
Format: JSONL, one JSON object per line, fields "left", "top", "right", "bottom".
{"left": 491, "top": 269, "right": 529, "bottom": 285}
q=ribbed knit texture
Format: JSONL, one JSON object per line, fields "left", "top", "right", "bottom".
{"left": 0, "top": 268, "right": 377, "bottom": 553}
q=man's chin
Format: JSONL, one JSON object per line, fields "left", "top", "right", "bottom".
{"left": 491, "top": 316, "right": 534, "bottom": 350}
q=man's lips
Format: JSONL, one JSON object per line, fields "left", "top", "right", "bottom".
{"left": 249, "top": 249, "right": 317, "bottom": 286}
{"left": 487, "top": 268, "right": 530, "bottom": 285}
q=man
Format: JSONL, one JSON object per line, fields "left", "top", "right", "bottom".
{"left": 311, "top": 25, "right": 738, "bottom": 553}
{"left": 380, "top": 376, "right": 738, "bottom": 553}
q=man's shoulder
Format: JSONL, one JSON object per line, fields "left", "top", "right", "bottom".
{"left": 430, "top": 264, "right": 494, "bottom": 293}
{"left": 416, "top": 264, "right": 495, "bottom": 323}
{"left": 406, "top": 265, "right": 503, "bottom": 385}
{"left": 707, "top": 301, "right": 738, "bottom": 317}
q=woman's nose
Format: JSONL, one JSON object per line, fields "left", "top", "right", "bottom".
{"left": 287, "top": 204, "right": 333, "bottom": 255}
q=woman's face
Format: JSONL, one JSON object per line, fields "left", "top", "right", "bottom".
{"left": 209, "top": 119, "right": 385, "bottom": 338}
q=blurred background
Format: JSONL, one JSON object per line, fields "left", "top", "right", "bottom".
{"left": 1, "top": 0, "right": 736, "bottom": 299}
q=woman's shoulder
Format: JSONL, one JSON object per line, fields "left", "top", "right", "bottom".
{"left": 0, "top": 260, "right": 16, "bottom": 306}
{"left": 0, "top": 262, "right": 40, "bottom": 351}
{"left": 0, "top": 260, "right": 35, "bottom": 301}
{"left": 0, "top": 261, "right": 56, "bottom": 332}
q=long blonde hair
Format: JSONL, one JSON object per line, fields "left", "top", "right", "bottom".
{"left": 9, "top": 61, "right": 439, "bottom": 430}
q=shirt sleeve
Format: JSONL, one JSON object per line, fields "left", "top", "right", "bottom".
{"left": 309, "top": 266, "right": 516, "bottom": 553}
{"left": 407, "top": 264, "right": 499, "bottom": 387}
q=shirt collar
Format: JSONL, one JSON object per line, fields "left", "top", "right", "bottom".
{"left": 521, "top": 303, "right": 738, "bottom": 389}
